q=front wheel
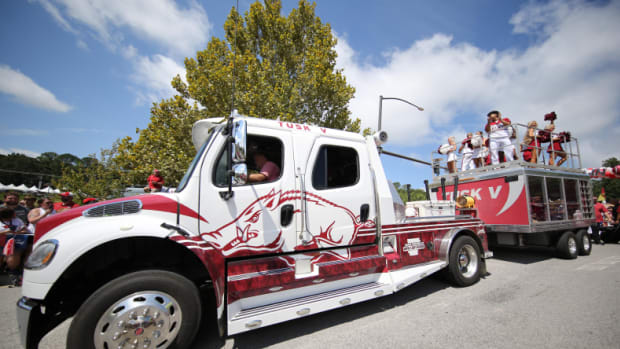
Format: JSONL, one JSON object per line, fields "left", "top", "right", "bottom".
{"left": 67, "top": 270, "right": 202, "bottom": 349}
{"left": 446, "top": 236, "right": 482, "bottom": 287}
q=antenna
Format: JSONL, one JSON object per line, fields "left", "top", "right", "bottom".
{"left": 230, "top": 0, "right": 239, "bottom": 115}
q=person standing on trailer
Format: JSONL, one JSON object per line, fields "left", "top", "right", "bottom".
{"left": 459, "top": 133, "right": 475, "bottom": 171}
{"left": 521, "top": 121, "right": 542, "bottom": 163}
{"left": 485, "top": 110, "right": 515, "bottom": 165}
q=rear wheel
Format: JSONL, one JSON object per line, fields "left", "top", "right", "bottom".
{"left": 67, "top": 270, "right": 201, "bottom": 349}
{"left": 575, "top": 229, "right": 591, "bottom": 256}
{"left": 446, "top": 236, "right": 482, "bottom": 287}
{"left": 556, "top": 231, "right": 578, "bottom": 259}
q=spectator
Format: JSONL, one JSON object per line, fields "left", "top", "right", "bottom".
{"left": 592, "top": 198, "right": 612, "bottom": 244}
{"left": 54, "top": 192, "right": 79, "bottom": 213}
{"left": 23, "top": 195, "right": 36, "bottom": 213}
{"left": 148, "top": 169, "right": 165, "bottom": 192}
{"left": 27, "top": 197, "right": 55, "bottom": 233}
{"left": 249, "top": 150, "right": 281, "bottom": 182}
{"left": 1, "top": 192, "right": 29, "bottom": 224}
{"left": 1, "top": 207, "right": 31, "bottom": 287}
{"left": 485, "top": 110, "right": 515, "bottom": 164}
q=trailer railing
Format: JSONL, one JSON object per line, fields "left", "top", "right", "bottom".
{"left": 430, "top": 123, "right": 584, "bottom": 179}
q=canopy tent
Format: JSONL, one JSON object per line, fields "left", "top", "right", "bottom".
{"left": 28, "top": 185, "right": 39, "bottom": 192}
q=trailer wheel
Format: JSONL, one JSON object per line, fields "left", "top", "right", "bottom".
{"left": 446, "top": 236, "right": 481, "bottom": 287}
{"left": 575, "top": 229, "right": 592, "bottom": 256}
{"left": 67, "top": 270, "right": 201, "bottom": 349}
{"left": 556, "top": 231, "right": 579, "bottom": 259}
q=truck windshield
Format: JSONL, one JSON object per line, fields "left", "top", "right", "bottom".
{"left": 176, "top": 128, "right": 215, "bottom": 192}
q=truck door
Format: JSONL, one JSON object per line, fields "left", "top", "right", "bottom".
{"left": 300, "top": 138, "right": 377, "bottom": 249}
{"left": 198, "top": 130, "right": 298, "bottom": 257}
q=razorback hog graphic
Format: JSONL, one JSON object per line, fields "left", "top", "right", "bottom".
{"left": 200, "top": 189, "right": 375, "bottom": 258}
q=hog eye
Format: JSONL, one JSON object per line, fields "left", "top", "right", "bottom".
{"left": 245, "top": 211, "right": 261, "bottom": 223}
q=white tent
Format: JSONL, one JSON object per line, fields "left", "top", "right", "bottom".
{"left": 53, "top": 189, "right": 61, "bottom": 194}
{"left": 0, "top": 182, "right": 7, "bottom": 191}
{"left": 40, "top": 186, "right": 54, "bottom": 193}
{"left": 16, "top": 184, "right": 30, "bottom": 192}
{"left": 28, "top": 185, "right": 39, "bottom": 192}
{"left": 5, "top": 184, "right": 18, "bottom": 191}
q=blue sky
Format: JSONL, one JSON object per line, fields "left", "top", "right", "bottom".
{"left": 1, "top": 0, "right": 619, "bottom": 189}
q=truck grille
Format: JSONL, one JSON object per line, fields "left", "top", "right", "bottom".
{"left": 83, "top": 200, "right": 142, "bottom": 217}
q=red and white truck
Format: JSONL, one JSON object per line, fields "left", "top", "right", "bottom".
{"left": 429, "top": 124, "right": 595, "bottom": 259}
{"left": 17, "top": 115, "right": 492, "bottom": 349}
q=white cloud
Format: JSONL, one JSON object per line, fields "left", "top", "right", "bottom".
{"left": 40, "top": 0, "right": 211, "bottom": 57}
{"left": 0, "top": 128, "right": 49, "bottom": 136}
{"left": 0, "top": 148, "right": 42, "bottom": 158}
{"left": 0, "top": 65, "right": 72, "bottom": 112}
{"left": 130, "top": 54, "right": 186, "bottom": 104}
{"left": 336, "top": 0, "right": 620, "bottom": 168}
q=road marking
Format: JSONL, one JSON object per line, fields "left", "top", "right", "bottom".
{"left": 576, "top": 256, "right": 620, "bottom": 271}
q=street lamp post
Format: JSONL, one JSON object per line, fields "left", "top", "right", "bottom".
{"left": 377, "top": 95, "right": 424, "bottom": 131}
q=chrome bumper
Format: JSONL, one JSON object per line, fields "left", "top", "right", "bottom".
{"left": 16, "top": 297, "right": 40, "bottom": 349}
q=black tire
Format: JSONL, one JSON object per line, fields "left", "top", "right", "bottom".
{"left": 67, "top": 270, "right": 201, "bottom": 349}
{"left": 556, "top": 231, "right": 578, "bottom": 259}
{"left": 446, "top": 236, "right": 482, "bottom": 287}
{"left": 575, "top": 229, "right": 592, "bottom": 256}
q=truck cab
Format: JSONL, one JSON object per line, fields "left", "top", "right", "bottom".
{"left": 18, "top": 114, "right": 491, "bottom": 349}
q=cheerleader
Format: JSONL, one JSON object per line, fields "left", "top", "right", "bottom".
{"left": 485, "top": 110, "right": 514, "bottom": 164}
{"left": 472, "top": 131, "right": 485, "bottom": 167}
{"left": 545, "top": 124, "right": 569, "bottom": 166}
{"left": 459, "top": 132, "right": 475, "bottom": 171}
{"left": 521, "top": 121, "right": 541, "bottom": 163}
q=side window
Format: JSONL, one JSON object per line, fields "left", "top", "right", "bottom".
{"left": 546, "top": 177, "right": 565, "bottom": 221}
{"left": 312, "top": 145, "right": 359, "bottom": 190}
{"left": 213, "top": 135, "right": 283, "bottom": 186}
{"left": 528, "top": 176, "right": 548, "bottom": 222}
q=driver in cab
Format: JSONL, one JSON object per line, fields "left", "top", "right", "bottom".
{"left": 248, "top": 150, "right": 280, "bottom": 183}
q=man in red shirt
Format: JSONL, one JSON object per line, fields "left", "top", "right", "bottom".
{"left": 592, "top": 198, "right": 612, "bottom": 244}
{"left": 248, "top": 151, "right": 280, "bottom": 183}
{"left": 54, "top": 192, "right": 79, "bottom": 213}
{"left": 147, "top": 169, "right": 165, "bottom": 192}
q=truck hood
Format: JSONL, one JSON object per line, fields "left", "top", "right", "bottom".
{"left": 33, "top": 194, "right": 206, "bottom": 243}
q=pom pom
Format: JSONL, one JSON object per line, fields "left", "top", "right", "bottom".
{"left": 544, "top": 111, "right": 557, "bottom": 122}
{"left": 559, "top": 131, "right": 571, "bottom": 142}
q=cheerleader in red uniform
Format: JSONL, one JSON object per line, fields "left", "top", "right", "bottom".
{"left": 521, "top": 120, "right": 541, "bottom": 163}
{"left": 547, "top": 124, "right": 569, "bottom": 166}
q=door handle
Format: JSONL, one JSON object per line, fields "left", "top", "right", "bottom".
{"left": 281, "top": 204, "right": 294, "bottom": 227}
{"left": 360, "top": 204, "right": 369, "bottom": 222}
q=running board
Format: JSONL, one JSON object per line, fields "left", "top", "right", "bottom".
{"left": 228, "top": 281, "right": 393, "bottom": 335}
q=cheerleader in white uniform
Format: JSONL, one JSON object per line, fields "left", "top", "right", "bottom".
{"left": 459, "top": 132, "right": 475, "bottom": 171}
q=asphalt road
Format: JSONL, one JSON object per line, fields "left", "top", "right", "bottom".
{"left": 1, "top": 244, "right": 619, "bottom": 349}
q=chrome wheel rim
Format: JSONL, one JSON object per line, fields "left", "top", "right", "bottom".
{"left": 568, "top": 236, "right": 578, "bottom": 255}
{"left": 582, "top": 235, "right": 590, "bottom": 252}
{"left": 457, "top": 244, "right": 478, "bottom": 278}
{"left": 94, "top": 291, "right": 182, "bottom": 349}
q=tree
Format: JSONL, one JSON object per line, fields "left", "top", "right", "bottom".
{"left": 54, "top": 147, "right": 125, "bottom": 201}
{"left": 113, "top": 0, "right": 362, "bottom": 187}
{"left": 392, "top": 182, "right": 428, "bottom": 203}
{"left": 592, "top": 157, "right": 620, "bottom": 202}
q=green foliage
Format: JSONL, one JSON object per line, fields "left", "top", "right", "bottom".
{"left": 0, "top": 152, "right": 91, "bottom": 187}
{"left": 54, "top": 147, "right": 125, "bottom": 201}
{"left": 592, "top": 157, "right": 620, "bottom": 202}
{"left": 112, "top": 0, "right": 361, "bottom": 187}
{"left": 392, "top": 181, "right": 428, "bottom": 203}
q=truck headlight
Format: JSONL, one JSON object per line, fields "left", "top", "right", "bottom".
{"left": 25, "top": 240, "right": 58, "bottom": 270}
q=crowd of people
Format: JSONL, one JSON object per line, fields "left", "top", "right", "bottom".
{"left": 441, "top": 110, "right": 571, "bottom": 173}
{"left": 592, "top": 197, "right": 620, "bottom": 245}
{"left": 0, "top": 191, "right": 97, "bottom": 287}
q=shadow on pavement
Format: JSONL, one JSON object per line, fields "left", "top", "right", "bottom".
{"left": 490, "top": 246, "right": 556, "bottom": 264}
{"left": 191, "top": 277, "right": 450, "bottom": 348}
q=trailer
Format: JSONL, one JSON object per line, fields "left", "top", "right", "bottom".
{"left": 428, "top": 123, "right": 595, "bottom": 258}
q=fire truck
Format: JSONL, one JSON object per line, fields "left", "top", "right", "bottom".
{"left": 17, "top": 114, "right": 492, "bottom": 349}
{"left": 429, "top": 123, "right": 595, "bottom": 259}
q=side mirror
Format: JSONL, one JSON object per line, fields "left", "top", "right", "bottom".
{"left": 232, "top": 164, "right": 248, "bottom": 186}
{"left": 232, "top": 120, "right": 247, "bottom": 163}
